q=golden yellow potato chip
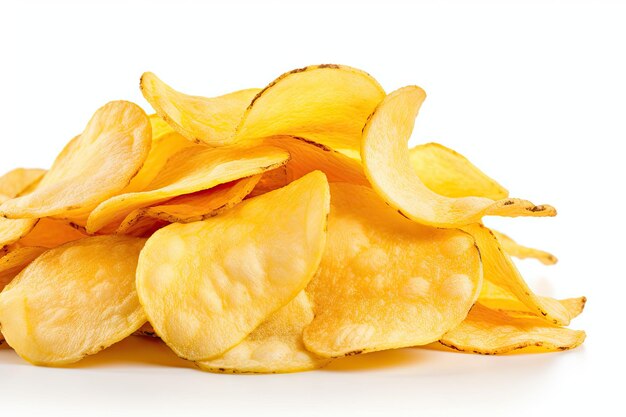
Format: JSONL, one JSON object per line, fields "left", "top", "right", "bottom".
{"left": 437, "top": 303, "right": 586, "bottom": 354}
{"left": 141, "top": 72, "right": 260, "bottom": 146}
{"left": 86, "top": 144, "right": 290, "bottom": 233}
{"left": 136, "top": 171, "right": 330, "bottom": 361}
{"left": 0, "top": 236, "right": 146, "bottom": 365}
{"left": 0, "top": 101, "right": 151, "bottom": 220}
{"left": 361, "top": 86, "right": 555, "bottom": 227}
{"left": 117, "top": 175, "right": 261, "bottom": 234}
{"left": 0, "top": 246, "right": 46, "bottom": 292}
{"left": 149, "top": 113, "right": 175, "bottom": 140}
{"left": 303, "top": 183, "right": 482, "bottom": 358}
{"left": 410, "top": 143, "right": 508, "bottom": 200}
{"left": 0, "top": 168, "right": 46, "bottom": 198}
{"left": 491, "top": 230, "right": 557, "bottom": 265}
{"left": 236, "top": 65, "right": 386, "bottom": 152}
{"left": 0, "top": 196, "right": 38, "bottom": 252}
{"left": 13, "top": 218, "right": 87, "bottom": 249}
{"left": 248, "top": 165, "right": 290, "bottom": 198}
{"left": 197, "top": 292, "right": 330, "bottom": 373}
{"left": 464, "top": 224, "right": 580, "bottom": 326}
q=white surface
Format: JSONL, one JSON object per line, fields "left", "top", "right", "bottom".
{"left": 0, "top": 0, "right": 624, "bottom": 415}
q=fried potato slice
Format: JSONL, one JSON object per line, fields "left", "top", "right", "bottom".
{"left": 248, "top": 165, "right": 290, "bottom": 198}
{"left": 14, "top": 218, "right": 87, "bottom": 248}
{"left": 0, "top": 168, "right": 46, "bottom": 198}
{"left": 0, "top": 236, "right": 146, "bottom": 365}
{"left": 303, "top": 183, "right": 482, "bottom": 358}
{"left": 197, "top": 292, "right": 330, "bottom": 373}
{"left": 117, "top": 175, "right": 261, "bottom": 234}
{"left": 136, "top": 171, "right": 330, "bottom": 361}
{"left": 361, "top": 86, "right": 555, "bottom": 228}
{"left": 0, "top": 246, "right": 47, "bottom": 291}
{"left": 141, "top": 72, "right": 260, "bottom": 146}
{"left": 438, "top": 303, "right": 586, "bottom": 354}
{"left": 149, "top": 113, "right": 175, "bottom": 140}
{"left": 0, "top": 101, "right": 151, "bottom": 219}
{"left": 410, "top": 143, "right": 508, "bottom": 200}
{"left": 464, "top": 224, "right": 578, "bottom": 326}
{"left": 0, "top": 196, "right": 38, "bottom": 251}
{"left": 236, "top": 65, "right": 386, "bottom": 152}
{"left": 491, "top": 230, "right": 557, "bottom": 265}
{"left": 86, "top": 144, "right": 289, "bottom": 233}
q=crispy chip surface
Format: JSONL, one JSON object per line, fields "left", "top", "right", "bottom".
{"left": 0, "top": 236, "right": 146, "bottom": 365}
{"left": 136, "top": 171, "right": 330, "bottom": 361}
{"left": 491, "top": 230, "right": 557, "bottom": 265}
{"left": 361, "top": 86, "right": 555, "bottom": 227}
{"left": 236, "top": 65, "right": 385, "bottom": 151}
{"left": 15, "top": 218, "right": 87, "bottom": 248}
{"left": 438, "top": 303, "right": 586, "bottom": 354}
{"left": 303, "top": 183, "right": 482, "bottom": 358}
{"left": 86, "top": 144, "right": 290, "bottom": 233}
{"left": 0, "top": 101, "right": 151, "bottom": 219}
{"left": 197, "top": 292, "right": 330, "bottom": 373}
{"left": 141, "top": 72, "right": 260, "bottom": 146}
{"left": 0, "top": 168, "right": 46, "bottom": 198}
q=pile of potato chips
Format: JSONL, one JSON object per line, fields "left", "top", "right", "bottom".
{"left": 0, "top": 65, "right": 585, "bottom": 373}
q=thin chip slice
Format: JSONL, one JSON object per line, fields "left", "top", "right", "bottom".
{"left": 303, "top": 183, "right": 482, "bottom": 358}
{"left": 141, "top": 72, "right": 260, "bottom": 146}
{"left": 136, "top": 171, "right": 330, "bottom": 361}
{"left": 236, "top": 65, "right": 386, "bottom": 152}
{"left": 464, "top": 224, "right": 578, "bottom": 326}
{"left": 0, "top": 236, "right": 146, "bottom": 366}
{"left": 0, "top": 196, "right": 38, "bottom": 251}
{"left": 0, "top": 168, "right": 46, "bottom": 198}
{"left": 361, "top": 86, "right": 556, "bottom": 228}
{"left": 248, "top": 165, "right": 290, "bottom": 197}
{"left": 438, "top": 303, "right": 586, "bottom": 354}
{"left": 0, "top": 246, "right": 47, "bottom": 293}
{"left": 0, "top": 101, "right": 151, "bottom": 219}
{"left": 410, "top": 143, "right": 508, "bottom": 200}
{"left": 117, "top": 175, "right": 261, "bottom": 234}
{"left": 149, "top": 113, "right": 175, "bottom": 140}
{"left": 14, "top": 218, "right": 87, "bottom": 249}
{"left": 86, "top": 144, "right": 289, "bottom": 233}
{"left": 197, "top": 292, "right": 330, "bottom": 373}
{"left": 491, "top": 230, "right": 557, "bottom": 265}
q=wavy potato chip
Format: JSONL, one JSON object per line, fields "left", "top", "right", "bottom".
{"left": 236, "top": 65, "right": 386, "bottom": 152}
{"left": 136, "top": 171, "right": 330, "bottom": 361}
{"left": 303, "top": 183, "right": 482, "bottom": 358}
{"left": 117, "top": 175, "right": 261, "bottom": 234}
{"left": 0, "top": 168, "right": 46, "bottom": 198}
{"left": 438, "top": 303, "right": 586, "bottom": 354}
{"left": 197, "top": 292, "right": 330, "bottom": 373}
{"left": 361, "top": 86, "right": 555, "bottom": 228}
{"left": 15, "top": 218, "right": 87, "bottom": 249}
{"left": 0, "top": 236, "right": 146, "bottom": 365}
{"left": 491, "top": 230, "right": 557, "bottom": 265}
{"left": 141, "top": 72, "right": 260, "bottom": 146}
{"left": 410, "top": 143, "right": 508, "bottom": 200}
{"left": 0, "top": 101, "right": 151, "bottom": 220}
{"left": 86, "top": 144, "right": 290, "bottom": 233}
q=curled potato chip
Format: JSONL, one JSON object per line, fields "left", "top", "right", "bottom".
{"left": 0, "top": 101, "right": 151, "bottom": 219}
{"left": 491, "top": 230, "right": 557, "bottom": 265}
{"left": 410, "top": 143, "right": 508, "bottom": 200}
{"left": 14, "top": 218, "right": 87, "bottom": 249}
{"left": 117, "top": 175, "right": 261, "bottom": 234}
{"left": 0, "top": 236, "right": 146, "bottom": 365}
{"left": 0, "top": 246, "right": 47, "bottom": 295}
{"left": 0, "top": 196, "right": 38, "bottom": 251}
{"left": 136, "top": 171, "right": 330, "bottom": 361}
{"left": 236, "top": 65, "right": 386, "bottom": 151}
{"left": 464, "top": 224, "right": 578, "bottom": 326}
{"left": 86, "top": 144, "right": 290, "bottom": 233}
{"left": 197, "top": 292, "right": 330, "bottom": 373}
{"left": 141, "top": 72, "right": 260, "bottom": 146}
{"left": 149, "top": 113, "right": 175, "bottom": 140}
{"left": 0, "top": 168, "right": 46, "bottom": 198}
{"left": 303, "top": 183, "right": 482, "bottom": 358}
{"left": 361, "top": 86, "right": 556, "bottom": 228}
{"left": 438, "top": 303, "right": 586, "bottom": 354}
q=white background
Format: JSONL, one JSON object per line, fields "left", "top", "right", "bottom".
{"left": 1, "top": 0, "right": 624, "bottom": 415}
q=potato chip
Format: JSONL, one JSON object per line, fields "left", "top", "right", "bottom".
{"left": 86, "top": 144, "right": 290, "bottom": 233}
{"left": 10, "top": 218, "right": 86, "bottom": 249}
{"left": 236, "top": 65, "right": 386, "bottom": 152}
{"left": 491, "top": 230, "right": 557, "bottom": 265}
{"left": 0, "top": 236, "right": 146, "bottom": 365}
{"left": 361, "top": 86, "right": 556, "bottom": 227}
{"left": 136, "top": 171, "right": 330, "bottom": 361}
{"left": 464, "top": 224, "right": 579, "bottom": 326}
{"left": 0, "top": 168, "right": 46, "bottom": 198}
{"left": 117, "top": 175, "right": 261, "bottom": 234}
{"left": 0, "top": 196, "right": 38, "bottom": 251}
{"left": 197, "top": 292, "right": 330, "bottom": 373}
{"left": 141, "top": 72, "right": 260, "bottom": 146}
{"left": 0, "top": 246, "right": 47, "bottom": 291}
{"left": 437, "top": 303, "right": 586, "bottom": 354}
{"left": 410, "top": 143, "right": 508, "bottom": 200}
{"left": 0, "top": 101, "right": 151, "bottom": 220}
{"left": 303, "top": 183, "right": 482, "bottom": 358}
{"left": 149, "top": 113, "right": 175, "bottom": 140}
{"left": 248, "top": 165, "right": 290, "bottom": 198}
